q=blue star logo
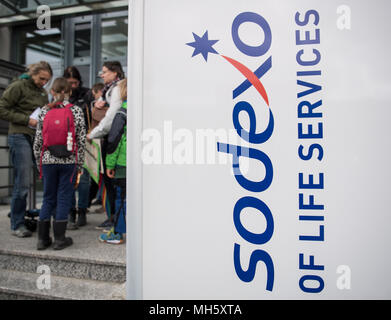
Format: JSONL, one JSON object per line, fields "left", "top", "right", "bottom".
{"left": 186, "top": 31, "right": 219, "bottom": 62}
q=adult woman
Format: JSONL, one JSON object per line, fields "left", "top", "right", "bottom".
{"left": 0, "top": 61, "right": 52, "bottom": 238}
{"left": 87, "top": 61, "right": 125, "bottom": 229}
{"left": 63, "top": 66, "right": 93, "bottom": 228}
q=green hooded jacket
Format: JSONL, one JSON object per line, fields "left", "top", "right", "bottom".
{"left": 106, "top": 101, "right": 127, "bottom": 178}
{"left": 0, "top": 74, "right": 49, "bottom": 136}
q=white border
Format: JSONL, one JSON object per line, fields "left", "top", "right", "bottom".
{"left": 126, "top": 0, "right": 144, "bottom": 300}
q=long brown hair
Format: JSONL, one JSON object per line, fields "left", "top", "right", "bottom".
{"left": 103, "top": 61, "right": 125, "bottom": 80}
{"left": 50, "top": 77, "right": 72, "bottom": 103}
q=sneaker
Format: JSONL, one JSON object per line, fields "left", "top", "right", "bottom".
{"left": 95, "top": 219, "right": 113, "bottom": 230}
{"left": 99, "top": 229, "right": 124, "bottom": 244}
{"left": 12, "top": 225, "right": 32, "bottom": 238}
{"left": 102, "top": 226, "right": 113, "bottom": 233}
{"left": 91, "top": 199, "right": 102, "bottom": 206}
{"left": 94, "top": 206, "right": 105, "bottom": 214}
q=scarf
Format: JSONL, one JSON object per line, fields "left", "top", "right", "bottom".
{"left": 101, "top": 78, "right": 121, "bottom": 102}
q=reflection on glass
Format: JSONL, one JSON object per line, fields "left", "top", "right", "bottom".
{"left": 74, "top": 22, "right": 91, "bottom": 58}
{"left": 15, "top": 21, "right": 62, "bottom": 64}
{"left": 101, "top": 14, "right": 128, "bottom": 61}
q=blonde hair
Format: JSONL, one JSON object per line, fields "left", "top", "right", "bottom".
{"left": 51, "top": 77, "right": 71, "bottom": 101}
{"left": 118, "top": 78, "right": 127, "bottom": 101}
{"left": 27, "top": 61, "right": 53, "bottom": 77}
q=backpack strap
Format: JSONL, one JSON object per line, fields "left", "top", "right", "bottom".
{"left": 64, "top": 103, "right": 79, "bottom": 183}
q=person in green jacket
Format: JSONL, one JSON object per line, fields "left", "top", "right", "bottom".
{"left": 0, "top": 61, "right": 52, "bottom": 237}
{"left": 99, "top": 79, "right": 127, "bottom": 245}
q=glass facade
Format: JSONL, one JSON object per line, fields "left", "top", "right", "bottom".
{"left": 0, "top": 0, "right": 112, "bottom": 18}
{"left": 10, "top": 9, "right": 128, "bottom": 89}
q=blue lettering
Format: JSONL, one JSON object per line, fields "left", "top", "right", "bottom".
{"left": 299, "top": 225, "right": 324, "bottom": 241}
{"left": 233, "top": 196, "right": 274, "bottom": 245}
{"left": 233, "top": 57, "right": 272, "bottom": 99}
{"left": 299, "top": 173, "right": 324, "bottom": 189}
{"left": 299, "top": 253, "right": 324, "bottom": 271}
{"left": 299, "top": 193, "right": 324, "bottom": 210}
{"left": 298, "top": 122, "right": 323, "bottom": 139}
{"left": 298, "top": 100, "right": 322, "bottom": 118}
{"left": 296, "top": 49, "right": 321, "bottom": 66}
{"left": 233, "top": 243, "right": 274, "bottom": 291}
{"left": 297, "top": 80, "right": 322, "bottom": 98}
{"left": 232, "top": 12, "right": 272, "bottom": 57}
{"left": 217, "top": 143, "right": 273, "bottom": 192}
{"left": 295, "top": 30, "right": 320, "bottom": 46}
{"left": 233, "top": 101, "right": 274, "bottom": 144}
{"left": 298, "top": 144, "right": 324, "bottom": 161}
{"left": 299, "top": 275, "right": 324, "bottom": 293}
{"left": 295, "top": 10, "right": 320, "bottom": 27}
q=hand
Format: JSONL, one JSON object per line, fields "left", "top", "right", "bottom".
{"left": 106, "top": 169, "right": 115, "bottom": 179}
{"left": 86, "top": 133, "right": 92, "bottom": 143}
{"left": 28, "top": 118, "right": 38, "bottom": 128}
{"left": 94, "top": 100, "right": 106, "bottom": 110}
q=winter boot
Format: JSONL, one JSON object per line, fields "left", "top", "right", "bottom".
{"left": 77, "top": 208, "right": 87, "bottom": 227}
{"left": 53, "top": 220, "right": 73, "bottom": 250}
{"left": 37, "top": 220, "right": 52, "bottom": 250}
{"left": 67, "top": 208, "right": 78, "bottom": 230}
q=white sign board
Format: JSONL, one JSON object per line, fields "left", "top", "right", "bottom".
{"left": 127, "top": 0, "right": 391, "bottom": 299}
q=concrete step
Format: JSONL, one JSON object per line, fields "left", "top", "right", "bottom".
{"left": 0, "top": 249, "right": 126, "bottom": 283}
{"left": 0, "top": 204, "right": 127, "bottom": 299}
{"left": 0, "top": 269, "right": 125, "bottom": 300}
{"left": 0, "top": 204, "right": 126, "bottom": 284}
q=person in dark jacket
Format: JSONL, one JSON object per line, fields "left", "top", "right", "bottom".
{"left": 63, "top": 66, "right": 93, "bottom": 228}
{"left": 0, "top": 61, "right": 52, "bottom": 238}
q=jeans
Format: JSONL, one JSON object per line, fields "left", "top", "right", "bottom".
{"left": 71, "top": 167, "right": 91, "bottom": 209}
{"left": 8, "top": 134, "right": 33, "bottom": 230}
{"left": 40, "top": 164, "right": 75, "bottom": 221}
{"left": 114, "top": 184, "right": 126, "bottom": 234}
{"left": 101, "top": 137, "right": 116, "bottom": 218}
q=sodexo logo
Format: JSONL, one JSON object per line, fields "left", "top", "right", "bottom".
{"left": 186, "top": 12, "right": 275, "bottom": 291}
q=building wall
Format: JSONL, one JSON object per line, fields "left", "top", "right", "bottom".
{"left": 0, "top": 27, "right": 11, "bottom": 61}
{"left": 0, "top": 27, "right": 11, "bottom": 200}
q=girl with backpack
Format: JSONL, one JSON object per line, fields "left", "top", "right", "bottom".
{"left": 33, "top": 77, "right": 86, "bottom": 250}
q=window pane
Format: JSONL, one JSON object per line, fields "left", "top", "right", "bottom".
{"left": 74, "top": 22, "right": 91, "bottom": 58}
{"left": 101, "top": 14, "right": 128, "bottom": 61}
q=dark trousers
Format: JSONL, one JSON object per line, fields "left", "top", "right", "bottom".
{"left": 101, "top": 137, "right": 116, "bottom": 219}
{"left": 39, "top": 164, "right": 75, "bottom": 221}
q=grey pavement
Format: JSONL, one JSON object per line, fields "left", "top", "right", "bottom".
{"left": 0, "top": 203, "right": 126, "bottom": 265}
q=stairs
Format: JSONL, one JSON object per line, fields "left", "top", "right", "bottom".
{"left": 0, "top": 205, "right": 127, "bottom": 300}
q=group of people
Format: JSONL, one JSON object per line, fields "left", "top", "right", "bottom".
{"left": 0, "top": 60, "right": 128, "bottom": 250}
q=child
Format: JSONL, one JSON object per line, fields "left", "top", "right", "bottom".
{"left": 33, "top": 77, "right": 86, "bottom": 250}
{"left": 89, "top": 82, "right": 105, "bottom": 131}
{"left": 99, "top": 78, "right": 127, "bottom": 244}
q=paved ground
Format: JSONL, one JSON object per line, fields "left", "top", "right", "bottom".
{"left": 0, "top": 203, "right": 126, "bottom": 265}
